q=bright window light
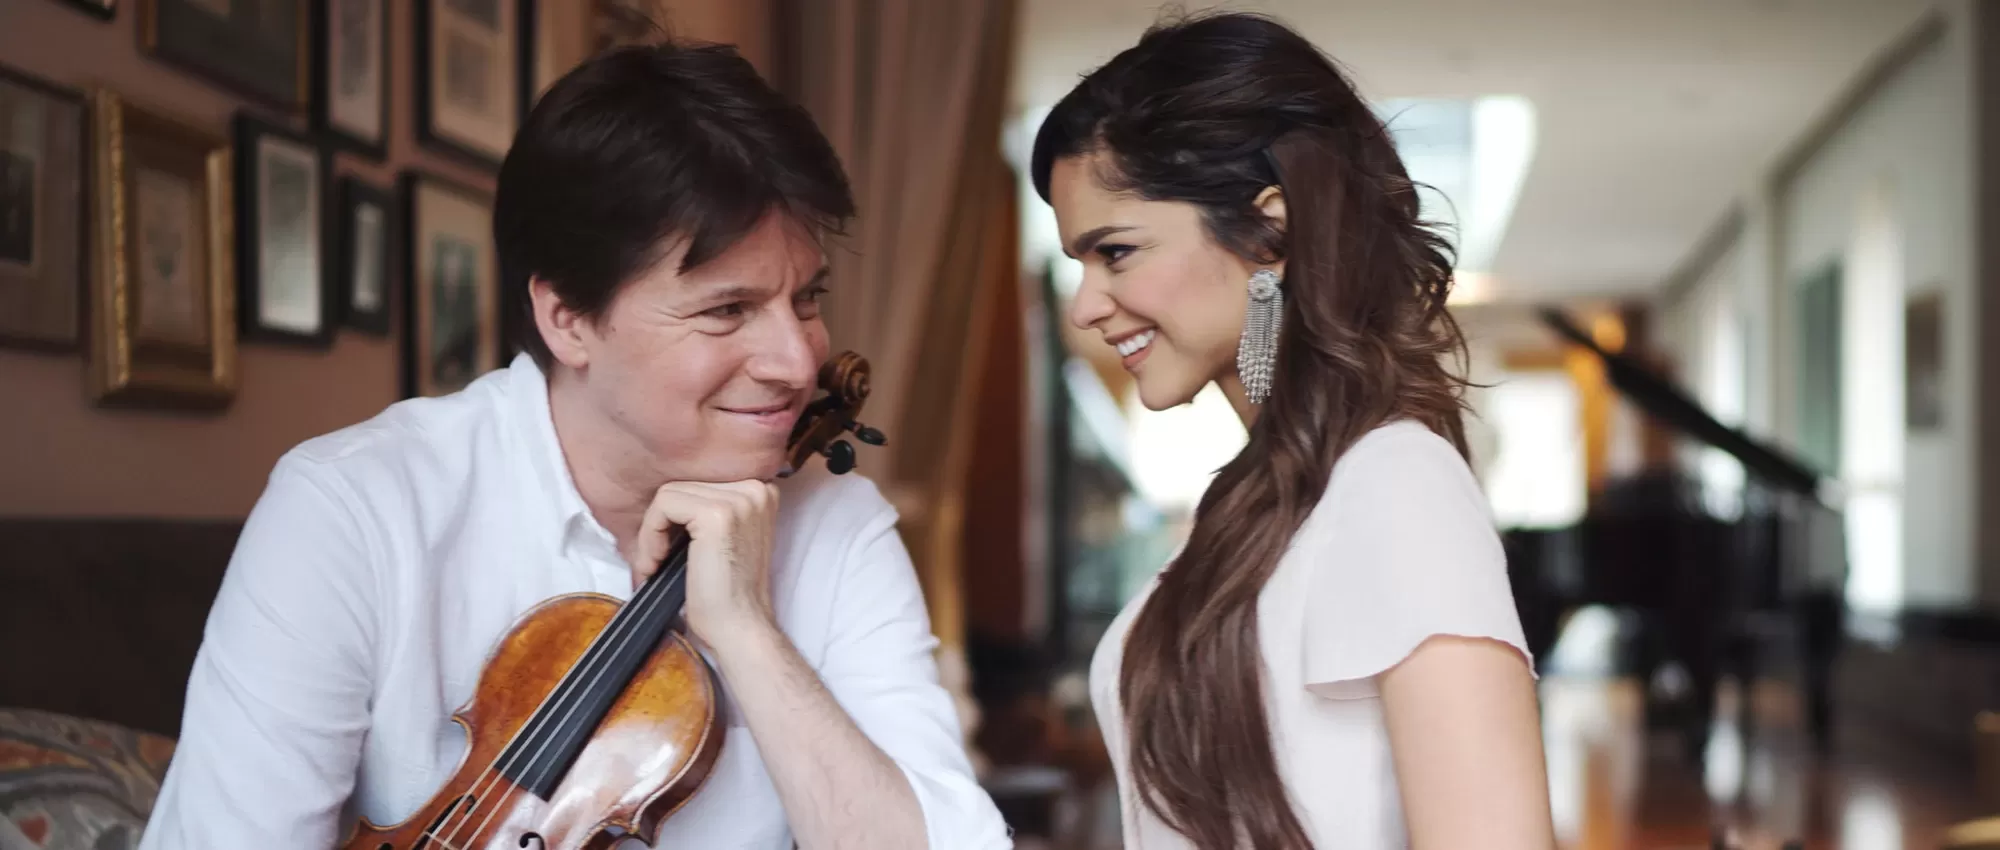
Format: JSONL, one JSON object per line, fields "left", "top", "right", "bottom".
{"left": 1484, "top": 371, "right": 1586, "bottom": 528}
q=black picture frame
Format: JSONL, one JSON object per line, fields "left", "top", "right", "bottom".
{"left": 233, "top": 111, "right": 335, "bottom": 347}
{"left": 312, "top": 0, "right": 390, "bottom": 160}
{"left": 335, "top": 176, "right": 394, "bottom": 336}
{"left": 414, "top": 0, "right": 529, "bottom": 171}
{"left": 59, "top": 0, "right": 117, "bottom": 21}
{"left": 400, "top": 169, "right": 499, "bottom": 398}
{"left": 140, "top": 0, "right": 308, "bottom": 110}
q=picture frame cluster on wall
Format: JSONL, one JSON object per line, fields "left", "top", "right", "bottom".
{"left": 10, "top": 0, "right": 566, "bottom": 408}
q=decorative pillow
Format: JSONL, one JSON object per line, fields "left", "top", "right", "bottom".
{"left": 0, "top": 708, "right": 175, "bottom": 850}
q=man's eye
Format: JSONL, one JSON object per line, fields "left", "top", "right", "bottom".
{"left": 704, "top": 302, "right": 746, "bottom": 318}
{"left": 795, "top": 286, "right": 828, "bottom": 317}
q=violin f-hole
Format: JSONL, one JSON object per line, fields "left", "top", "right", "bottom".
{"left": 411, "top": 793, "right": 477, "bottom": 850}
{"left": 519, "top": 833, "right": 546, "bottom": 849}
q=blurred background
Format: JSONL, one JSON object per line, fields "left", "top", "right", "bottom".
{"left": 4, "top": 0, "right": 2000, "bottom": 848}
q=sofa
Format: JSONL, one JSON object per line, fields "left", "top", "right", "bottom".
{"left": 0, "top": 518, "right": 240, "bottom": 850}
{"left": 0, "top": 708, "right": 175, "bottom": 849}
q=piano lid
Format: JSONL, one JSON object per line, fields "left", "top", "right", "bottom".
{"left": 1538, "top": 308, "right": 1837, "bottom": 506}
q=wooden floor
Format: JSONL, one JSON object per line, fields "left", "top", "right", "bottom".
{"left": 1542, "top": 673, "right": 1982, "bottom": 850}
{"left": 1042, "top": 615, "right": 1990, "bottom": 850}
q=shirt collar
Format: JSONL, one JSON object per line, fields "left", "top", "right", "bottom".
{"left": 502, "top": 352, "right": 602, "bottom": 550}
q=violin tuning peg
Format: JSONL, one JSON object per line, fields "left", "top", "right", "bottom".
{"left": 850, "top": 423, "right": 886, "bottom": 446}
{"left": 824, "top": 439, "right": 857, "bottom": 474}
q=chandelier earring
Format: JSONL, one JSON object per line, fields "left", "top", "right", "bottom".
{"left": 1236, "top": 268, "right": 1283, "bottom": 403}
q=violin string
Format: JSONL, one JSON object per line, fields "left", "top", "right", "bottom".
{"left": 528, "top": 571, "right": 705, "bottom": 822}
{"left": 439, "top": 567, "right": 668, "bottom": 845}
{"left": 457, "top": 558, "right": 692, "bottom": 842}
{"left": 445, "top": 557, "right": 680, "bottom": 845}
{"left": 438, "top": 551, "right": 681, "bottom": 845}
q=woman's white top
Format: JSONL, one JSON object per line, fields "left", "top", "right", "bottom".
{"left": 1089, "top": 420, "right": 1535, "bottom": 848}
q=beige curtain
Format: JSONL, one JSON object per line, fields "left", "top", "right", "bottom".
{"left": 776, "top": 0, "right": 1021, "bottom": 757}
{"left": 778, "top": 0, "right": 1020, "bottom": 494}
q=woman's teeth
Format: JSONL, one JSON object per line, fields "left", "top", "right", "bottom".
{"left": 1117, "top": 330, "right": 1156, "bottom": 357}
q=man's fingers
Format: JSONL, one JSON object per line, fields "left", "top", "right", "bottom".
{"left": 657, "top": 481, "right": 775, "bottom": 522}
{"left": 709, "top": 479, "right": 780, "bottom": 513}
{"left": 634, "top": 487, "right": 712, "bottom": 574}
{"left": 633, "top": 481, "right": 777, "bottom": 577}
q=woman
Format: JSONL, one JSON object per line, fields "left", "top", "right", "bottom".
{"left": 1031, "top": 11, "right": 1556, "bottom": 850}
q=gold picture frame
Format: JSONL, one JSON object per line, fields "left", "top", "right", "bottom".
{"left": 87, "top": 86, "right": 237, "bottom": 410}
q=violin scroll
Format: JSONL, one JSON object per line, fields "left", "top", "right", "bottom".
{"left": 784, "top": 351, "right": 887, "bottom": 477}
{"left": 819, "top": 351, "right": 870, "bottom": 404}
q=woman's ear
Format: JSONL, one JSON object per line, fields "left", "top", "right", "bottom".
{"left": 1254, "top": 185, "right": 1288, "bottom": 230}
{"left": 1253, "top": 185, "right": 1289, "bottom": 276}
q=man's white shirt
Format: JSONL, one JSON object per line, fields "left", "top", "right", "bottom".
{"left": 137, "top": 354, "right": 1012, "bottom": 849}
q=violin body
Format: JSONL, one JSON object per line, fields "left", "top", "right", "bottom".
{"left": 340, "top": 593, "right": 725, "bottom": 849}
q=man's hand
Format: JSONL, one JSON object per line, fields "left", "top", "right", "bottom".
{"left": 628, "top": 479, "right": 946, "bottom": 849}
{"left": 631, "top": 480, "right": 782, "bottom": 643}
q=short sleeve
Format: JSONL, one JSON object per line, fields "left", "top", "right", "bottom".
{"left": 1301, "top": 426, "right": 1535, "bottom": 700}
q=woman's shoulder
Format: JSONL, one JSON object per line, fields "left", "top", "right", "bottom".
{"left": 1282, "top": 419, "right": 1529, "bottom": 699}
{"left": 1333, "top": 418, "right": 1470, "bottom": 477}
{"left": 1306, "top": 419, "right": 1488, "bottom": 536}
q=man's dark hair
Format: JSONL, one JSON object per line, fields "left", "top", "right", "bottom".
{"left": 494, "top": 39, "right": 855, "bottom": 370}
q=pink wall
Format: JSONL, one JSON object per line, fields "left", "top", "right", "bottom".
{"left": 666, "top": 0, "right": 774, "bottom": 78}
{"left": 0, "top": 0, "right": 772, "bottom": 518}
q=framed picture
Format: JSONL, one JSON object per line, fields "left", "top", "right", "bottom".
{"left": 313, "top": 0, "right": 389, "bottom": 159}
{"left": 139, "top": 0, "right": 308, "bottom": 110}
{"left": 86, "top": 87, "right": 236, "bottom": 409}
{"left": 1906, "top": 290, "right": 1943, "bottom": 431}
{"left": 336, "top": 175, "right": 392, "bottom": 335}
{"left": 60, "top": 0, "right": 117, "bottom": 20}
{"left": 401, "top": 170, "right": 497, "bottom": 398}
{"left": 530, "top": 0, "right": 587, "bottom": 105}
{"left": 416, "top": 0, "right": 524, "bottom": 168}
{"left": 0, "top": 64, "right": 85, "bottom": 351}
{"left": 234, "top": 112, "right": 333, "bottom": 346}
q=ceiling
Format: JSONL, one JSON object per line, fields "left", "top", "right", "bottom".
{"left": 1010, "top": 0, "right": 1938, "bottom": 303}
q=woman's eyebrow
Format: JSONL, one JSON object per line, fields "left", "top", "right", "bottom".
{"left": 1065, "top": 225, "right": 1135, "bottom": 259}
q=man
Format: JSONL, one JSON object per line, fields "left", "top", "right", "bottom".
{"left": 138, "top": 39, "right": 1012, "bottom": 850}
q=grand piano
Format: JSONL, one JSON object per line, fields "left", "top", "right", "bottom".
{"left": 1503, "top": 309, "right": 1849, "bottom": 756}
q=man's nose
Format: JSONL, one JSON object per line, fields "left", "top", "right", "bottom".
{"left": 750, "top": 309, "right": 819, "bottom": 388}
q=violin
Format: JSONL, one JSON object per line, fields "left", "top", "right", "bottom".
{"left": 340, "top": 352, "right": 887, "bottom": 850}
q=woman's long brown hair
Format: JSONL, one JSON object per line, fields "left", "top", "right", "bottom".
{"left": 1030, "top": 11, "right": 1476, "bottom": 849}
